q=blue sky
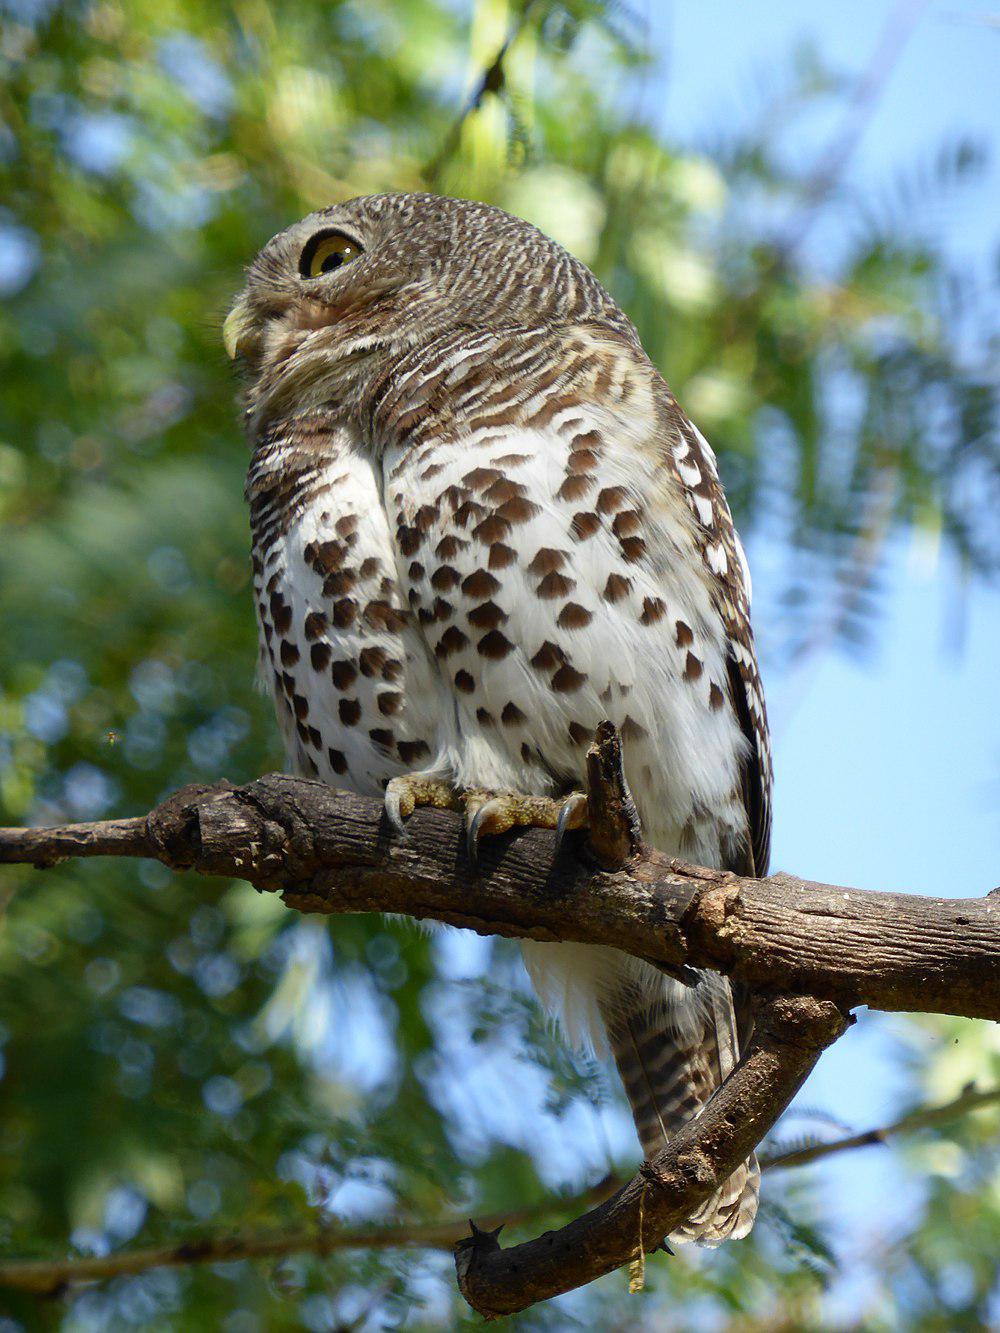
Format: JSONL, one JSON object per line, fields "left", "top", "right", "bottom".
{"left": 650, "top": 0, "right": 999, "bottom": 1316}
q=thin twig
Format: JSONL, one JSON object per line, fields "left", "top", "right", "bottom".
{"left": 1, "top": 1085, "right": 994, "bottom": 1297}
{"left": 761, "top": 1081, "right": 1000, "bottom": 1171}
{"left": 423, "top": 0, "right": 541, "bottom": 185}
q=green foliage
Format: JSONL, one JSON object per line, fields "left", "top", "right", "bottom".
{"left": 0, "top": 0, "right": 997, "bottom": 1327}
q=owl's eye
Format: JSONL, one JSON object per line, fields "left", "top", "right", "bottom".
{"left": 300, "top": 231, "right": 363, "bottom": 279}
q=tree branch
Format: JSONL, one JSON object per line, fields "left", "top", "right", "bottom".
{"left": 2, "top": 766, "right": 996, "bottom": 1023}
{"left": 1, "top": 1083, "right": 994, "bottom": 1299}
{"left": 761, "top": 1081, "right": 1000, "bottom": 1171}
{"left": 1, "top": 727, "right": 997, "bottom": 1310}
{"left": 423, "top": 0, "right": 541, "bottom": 186}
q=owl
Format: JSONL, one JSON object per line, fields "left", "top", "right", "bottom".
{"left": 225, "top": 192, "right": 772, "bottom": 1245}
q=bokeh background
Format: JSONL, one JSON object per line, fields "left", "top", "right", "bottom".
{"left": 1, "top": 1, "right": 998, "bottom": 1328}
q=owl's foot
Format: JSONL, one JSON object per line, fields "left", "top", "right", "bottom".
{"left": 383, "top": 776, "right": 464, "bottom": 835}
{"left": 464, "top": 789, "right": 588, "bottom": 864}
{"left": 383, "top": 777, "right": 587, "bottom": 863}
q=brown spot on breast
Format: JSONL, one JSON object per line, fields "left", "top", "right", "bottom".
{"left": 709, "top": 682, "right": 725, "bottom": 710}
{"left": 467, "top": 601, "right": 507, "bottom": 629}
{"left": 462, "top": 569, "right": 501, "bottom": 599}
{"left": 520, "top": 741, "right": 533, "bottom": 762}
{"left": 552, "top": 663, "right": 587, "bottom": 692}
{"left": 603, "top": 574, "right": 631, "bottom": 603}
{"left": 358, "top": 647, "right": 386, "bottom": 677}
{"left": 280, "top": 640, "right": 300, "bottom": 667}
{"left": 454, "top": 669, "right": 475, "bottom": 693}
{"left": 675, "top": 620, "right": 694, "bottom": 647}
{"left": 335, "top": 515, "right": 358, "bottom": 539}
{"left": 557, "top": 603, "right": 593, "bottom": 629}
{"left": 307, "top": 726, "right": 322, "bottom": 749}
{"left": 454, "top": 499, "right": 488, "bottom": 528}
{"left": 436, "top": 534, "right": 466, "bottom": 560}
{"left": 435, "top": 626, "right": 469, "bottom": 658}
{"left": 566, "top": 450, "right": 599, "bottom": 474}
{"left": 684, "top": 651, "right": 703, "bottom": 681}
{"left": 359, "top": 556, "right": 381, "bottom": 578}
{"left": 332, "top": 598, "right": 357, "bottom": 628}
{"left": 293, "top": 693, "right": 309, "bottom": 720}
{"left": 531, "top": 641, "right": 565, "bottom": 671}
{"left": 489, "top": 542, "right": 516, "bottom": 569}
{"left": 328, "top": 748, "right": 348, "bottom": 775}
{"left": 331, "top": 660, "right": 357, "bottom": 691}
{"left": 432, "top": 597, "right": 453, "bottom": 622}
{"left": 484, "top": 478, "right": 527, "bottom": 505}
{"left": 477, "top": 630, "right": 514, "bottom": 659}
{"left": 501, "top": 702, "right": 525, "bottom": 726}
{"left": 568, "top": 721, "right": 591, "bottom": 745}
{"left": 414, "top": 503, "right": 439, "bottom": 531}
{"left": 596, "top": 486, "right": 629, "bottom": 513}
{"left": 310, "top": 642, "right": 332, "bottom": 671}
{"left": 339, "top": 698, "right": 361, "bottom": 726}
{"left": 369, "top": 727, "right": 394, "bottom": 749}
{"left": 491, "top": 453, "right": 531, "bottom": 467}
{"left": 323, "top": 569, "right": 356, "bottom": 597}
{"left": 557, "top": 475, "right": 595, "bottom": 502}
{"left": 364, "top": 601, "right": 407, "bottom": 632}
{"left": 473, "top": 515, "right": 511, "bottom": 544}
{"left": 640, "top": 597, "right": 666, "bottom": 625}
{"left": 382, "top": 658, "right": 403, "bottom": 683}
{"left": 463, "top": 466, "right": 503, "bottom": 490}
{"left": 396, "top": 525, "right": 421, "bottom": 556}
{"left": 431, "top": 565, "right": 460, "bottom": 592}
{"left": 571, "top": 511, "right": 601, "bottom": 541}
{"left": 269, "top": 593, "right": 292, "bottom": 634}
{"left": 397, "top": 739, "right": 430, "bottom": 764}
{"left": 476, "top": 707, "right": 494, "bottom": 726}
{"left": 304, "top": 611, "right": 327, "bottom": 640}
{"left": 377, "top": 692, "right": 403, "bottom": 716}
{"left": 619, "top": 536, "right": 647, "bottom": 563}
{"left": 527, "top": 548, "right": 566, "bottom": 576}
{"left": 281, "top": 671, "right": 295, "bottom": 697}
{"left": 408, "top": 561, "right": 425, "bottom": 581}
{"left": 537, "top": 570, "right": 576, "bottom": 599}
{"left": 310, "top": 540, "right": 348, "bottom": 574}
{"left": 496, "top": 496, "right": 540, "bottom": 525}
{"left": 571, "top": 429, "right": 601, "bottom": 451}
{"left": 613, "top": 511, "right": 642, "bottom": 538}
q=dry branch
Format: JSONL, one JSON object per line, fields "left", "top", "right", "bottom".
{"left": 2, "top": 771, "right": 996, "bottom": 1022}
{"left": 1, "top": 725, "right": 997, "bottom": 1311}
{"left": 0, "top": 1084, "right": 994, "bottom": 1299}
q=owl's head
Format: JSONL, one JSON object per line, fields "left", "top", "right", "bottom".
{"left": 224, "top": 192, "right": 632, "bottom": 433}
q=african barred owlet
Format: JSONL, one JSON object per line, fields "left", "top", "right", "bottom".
{"left": 225, "top": 193, "right": 772, "bottom": 1245}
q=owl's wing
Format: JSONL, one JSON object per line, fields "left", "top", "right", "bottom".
{"left": 656, "top": 393, "right": 773, "bottom": 876}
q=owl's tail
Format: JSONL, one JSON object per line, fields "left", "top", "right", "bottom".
{"left": 601, "top": 973, "right": 760, "bottom": 1245}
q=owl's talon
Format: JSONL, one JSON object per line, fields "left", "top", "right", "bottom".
{"left": 555, "top": 791, "right": 589, "bottom": 851}
{"left": 383, "top": 781, "right": 410, "bottom": 837}
{"left": 383, "top": 775, "right": 461, "bottom": 837}
{"left": 465, "top": 797, "right": 511, "bottom": 865}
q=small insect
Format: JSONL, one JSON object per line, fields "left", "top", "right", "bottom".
{"left": 105, "top": 730, "right": 119, "bottom": 746}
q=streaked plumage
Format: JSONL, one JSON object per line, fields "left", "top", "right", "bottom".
{"left": 228, "top": 192, "right": 772, "bottom": 1244}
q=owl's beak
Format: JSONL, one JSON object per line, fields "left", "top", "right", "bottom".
{"left": 223, "top": 300, "right": 255, "bottom": 360}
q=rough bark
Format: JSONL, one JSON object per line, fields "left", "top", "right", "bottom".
{"left": 3, "top": 772, "right": 996, "bottom": 1022}
{"left": 1, "top": 726, "right": 996, "bottom": 1312}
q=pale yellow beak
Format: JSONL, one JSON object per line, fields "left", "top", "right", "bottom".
{"left": 223, "top": 299, "right": 255, "bottom": 360}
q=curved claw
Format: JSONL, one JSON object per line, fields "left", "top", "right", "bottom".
{"left": 555, "top": 791, "right": 588, "bottom": 852}
{"left": 466, "top": 797, "right": 508, "bottom": 866}
{"left": 383, "top": 778, "right": 412, "bottom": 837}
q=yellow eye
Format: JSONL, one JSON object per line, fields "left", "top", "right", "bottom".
{"left": 300, "top": 231, "right": 363, "bottom": 278}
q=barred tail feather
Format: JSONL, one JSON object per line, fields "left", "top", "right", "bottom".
{"left": 602, "top": 976, "right": 760, "bottom": 1246}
